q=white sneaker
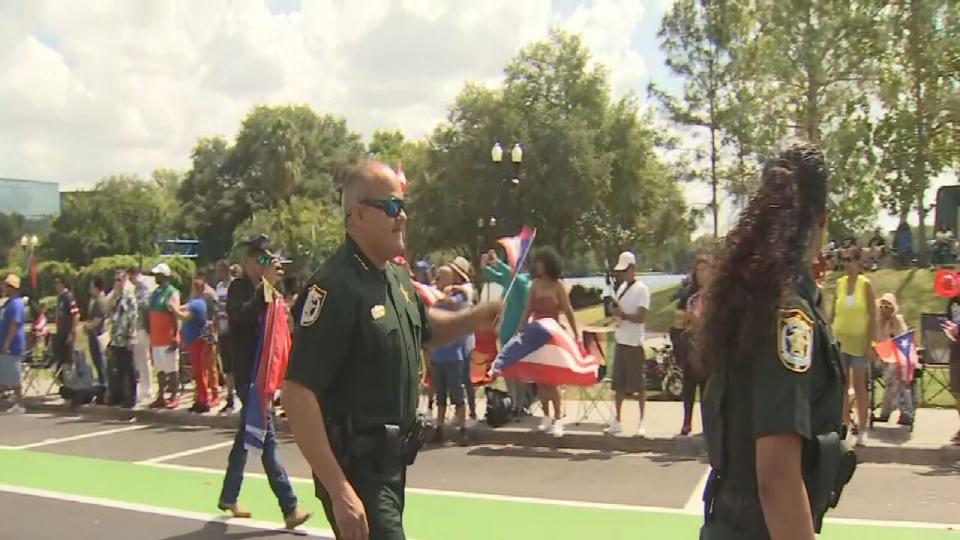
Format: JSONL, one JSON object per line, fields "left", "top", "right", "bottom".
{"left": 6, "top": 403, "right": 25, "bottom": 414}
{"left": 552, "top": 421, "right": 564, "bottom": 438}
{"left": 635, "top": 425, "right": 646, "bottom": 438}
{"left": 537, "top": 416, "right": 554, "bottom": 432}
{"left": 856, "top": 432, "right": 868, "bottom": 446}
{"left": 604, "top": 419, "right": 622, "bottom": 435}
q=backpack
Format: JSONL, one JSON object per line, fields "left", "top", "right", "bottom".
{"left": 484, "top": 387, "right": 514, "bottom": 428}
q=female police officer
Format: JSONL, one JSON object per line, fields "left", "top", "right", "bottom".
{"left": 695, "top": 143, "right": 855, "bottom": 539}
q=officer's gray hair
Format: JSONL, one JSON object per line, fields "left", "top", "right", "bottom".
{"left": 341, "top": 159, "right": 391, "bottom": 222}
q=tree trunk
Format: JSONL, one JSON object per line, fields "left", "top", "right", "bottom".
{"left": 910, "top": 0, "right": 930, "bottom": 266}
{"left": 708, "top": 54, "right": 719, "bottom": 238}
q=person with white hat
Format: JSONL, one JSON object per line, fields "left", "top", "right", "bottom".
{"left": 147, "top": 262, "right": 182, "bottom": 409}
{"left": 1, "top": 274, "right": 27, "bottom": 413}
{"left": 605, "top": 251, "right": 651, "bottom": 437}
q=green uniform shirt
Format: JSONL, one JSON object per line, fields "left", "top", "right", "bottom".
{"left": 287, "top": 236, "right": 431, "bottom": 431}
{"left": 702, "top": 272, "right": 844, "bottom": 535}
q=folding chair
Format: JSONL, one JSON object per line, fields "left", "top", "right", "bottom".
{"left": 919, "top": 313, "right": 953, "bottom": 405}
{"left": 574, "top": 329, "right": 613, "bottom": 425}
{"left": 21, "top": 344, "right": 62, "bottom": 396}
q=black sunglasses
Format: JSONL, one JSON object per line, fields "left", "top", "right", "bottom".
{"left": 360, "top": 197, "right": 406, "bottom": 219}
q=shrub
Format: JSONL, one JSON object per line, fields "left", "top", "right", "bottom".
{"left": 569, "top": 284, "right": 604, "bottom": 310}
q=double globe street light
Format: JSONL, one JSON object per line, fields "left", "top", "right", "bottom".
{"left": 477, "top": 141, "right": 523, "bottom": 262}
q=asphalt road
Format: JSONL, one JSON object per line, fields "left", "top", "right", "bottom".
{"left": 1, "top": 413, "right": 958, "bottom": 539}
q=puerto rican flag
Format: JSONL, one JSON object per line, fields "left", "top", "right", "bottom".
{"left": 411, "top": 280, "right": 443, "bottom": 307}
{"left": 873, "top": 331, "right": 919, "bottom": 383}
{"left": 243, "top": 281, "right": 291, "bottom": 454}
{"left": 497, "top": 226, "right": 536, "bottom": 274}
{"left": 397, "top": 161, "right": 407, "bottom": 192}
{"left": 493, "top": 318, "right": 600, "bottom": 387}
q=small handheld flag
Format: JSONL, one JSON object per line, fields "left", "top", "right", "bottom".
{"left": 873, "top": 331, "right": 919, "bottom": 383}
{"left": 497, "top": 226, "right": 536, "bottom": 274}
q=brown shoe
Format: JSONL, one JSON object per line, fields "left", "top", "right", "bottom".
{"left": 217, "top": 502, "right": 252, "bottom": 519}
{"left": 284, "top": 507, "right": 312, "bottom": 530}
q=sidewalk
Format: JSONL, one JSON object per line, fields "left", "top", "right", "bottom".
{"left": 17, "top": 387, "right": 960, "bottom": 466}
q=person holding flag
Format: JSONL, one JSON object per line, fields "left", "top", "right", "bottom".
{"left": 871, "top": 293, "right": 914, "bottom": 426}
{"left": 482, "top": 247, "right": 533, "bottom": 413}
{"left": 217, "top": 235, "right": 311, "bottom": 530}
{"left": 515, "top": 246, "right": 579, "bottom": 438}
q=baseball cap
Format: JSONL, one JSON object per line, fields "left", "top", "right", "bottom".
{"left": 150, "top": 263, "right": 173, "bottom": 277}
{"left": 245, "top": 234, "right": 277, "bottom": 257}
{"left": 4, "top": 273, "right": 21, "bottom": 289}
{"left": 613, "top": 251, "right": 637, "bottom": 272}
{"left": 414, "top": 260, "right": 430, "bottom": 273}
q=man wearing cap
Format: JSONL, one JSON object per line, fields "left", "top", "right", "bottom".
{"left": 52, "top": 276, "right": 80, "bottom": 373}
{"left": 605, "top": 251, "right": 651, "bottom": 437}
{"left": 147, "top": 263, "right": 182, "bottom": 409}
{"left": 127, "top": 266, "right": 153, "bottom": 402}
{"left": 412, "top": 260, "right": 432, "bottom": 285}
{"left": 283, "top": 160, "right": 500, "bottom": 540}
{"left": 217, "top": 234, "right": 311, "bottom": 530}
{"left": 0, "top": 274, "right": 26, "bottom": 413}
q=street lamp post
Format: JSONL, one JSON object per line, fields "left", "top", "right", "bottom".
{"left": 479, "top": 141, "right": 523, "bottom": 264}
{"left": 20, "top": 234, "right": 39, "bottom": 290}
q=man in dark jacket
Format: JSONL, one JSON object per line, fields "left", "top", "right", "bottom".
{"left": 217, "top": 234, "right": 310, "bottom": 529}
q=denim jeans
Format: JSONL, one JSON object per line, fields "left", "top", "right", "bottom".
{"left": 218, "top": 395, "right": 298, "bottom": 516}
{"left": 87, "top": 331, "right": 107, "bottom": 386}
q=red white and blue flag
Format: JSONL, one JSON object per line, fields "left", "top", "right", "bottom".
{"left": 411, "top": 280, "right": 443, "bottom": 307}
{"left": 493, "top": 318, "right": 600, "bottom": 386}
{"left": 397, "top": 161, "right": 407, "bottom": 192}
{"left": 873, "top": 331, "right": 919, "bottom": 383}
{"left": 497, "top": 226, "right": 536, "bottom": 274}
{"left": 243, "top": 282, "right": 291, "bottom": 454}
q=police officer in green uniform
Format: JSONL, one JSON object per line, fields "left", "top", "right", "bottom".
{"left": 283, "top": 160, "right": 501, "bottom": 540}
{"left": 695, "top": 144, "right": 856, "bottom": 540}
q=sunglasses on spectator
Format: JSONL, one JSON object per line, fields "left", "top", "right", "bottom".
{"left": 360, "top": 197, "right": 406, "bottom": 219}
{"left": 256, "top": 254, "right": 275, "bottom": 266}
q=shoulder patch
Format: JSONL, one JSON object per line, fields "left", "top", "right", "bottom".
{"left": 778, "top": 308, "right": 814, "bottom": 373}
{"left": 299, "top": 285, "right": 327, "bottom": 327}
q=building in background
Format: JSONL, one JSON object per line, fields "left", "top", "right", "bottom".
{"left": 0, "top": 178, "right": 61, "bottom": 227}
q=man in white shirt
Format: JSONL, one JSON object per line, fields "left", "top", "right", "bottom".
{"left": 605, "top": 251, "right": 651, "bottom": 437}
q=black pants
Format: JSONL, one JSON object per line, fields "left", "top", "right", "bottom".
{"left": 108, "top": 346, "right": 137, "bottom": 407}
{"left": 671, "top": 328, "right": 706, "bottom": 423}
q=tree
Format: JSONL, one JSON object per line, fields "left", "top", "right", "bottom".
{"left": 232, "top": 196, "right": 343, "bottom": 277}
{"left": 746, "top": 0, "right": 889, "bottom": 234}
{"left": 177, "top": 105, "right": 365, "bottom": 263}
{"left": 0, "top": 212, "right": 26, "bottom": 267}
{"left": 650, "top": 0, "right": 744, "bottom": 237}
{"left": 875, "top": 0, "right": 959, "bottom": 262}
{"left": 45, "top": 175, "right": 172, "bottom": 266}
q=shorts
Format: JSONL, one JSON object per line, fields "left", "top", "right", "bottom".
{"left": 0, "top": 354, "right": 22, "bottom": 387}
{"left": 612, "top": 344, "right": 645, "bottom": 394}
{"left": 431, "top": 361, "right": 464, "bottom": 407}
{"left": 841, "top": 353, "right": 867, "bottom": 370}
{"left": 152, "top": 346, "right": 179, "bottom": 374}
{"left": 218, "top": 334, "right": 233, "bottom": 374}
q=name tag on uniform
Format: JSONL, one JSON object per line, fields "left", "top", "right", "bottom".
{"left": 371, "top": 305, "right": 386, "bottom": 320}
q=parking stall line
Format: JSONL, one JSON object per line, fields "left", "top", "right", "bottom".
{"left": 137, "top": 441, "right": 235, "bottom": 465}
{"left": 683, "top": 467, "right": 711, "bottom": 514}
{"left": 14, "top": 425, "right": 148, "bottom": 449}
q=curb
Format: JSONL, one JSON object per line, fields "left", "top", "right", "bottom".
{"left": 22, "top": 398, "right": 960, "bottom": 465}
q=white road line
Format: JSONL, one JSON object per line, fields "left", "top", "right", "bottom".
{"left": 0, "top": 483, "right": 335, "bottom": 538}
{"left": 682, "top": 467, "right": 711, "bottom": 514}
{"left": 136, "top": 441, "right": 234, "bottom": 465}
{"left": 13, "top": 425, "right": 148, "bottom": 449}
{"left": 143, "top": 462, "right": 960, "bottom": 530}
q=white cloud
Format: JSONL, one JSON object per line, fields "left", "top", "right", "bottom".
{"left": 0, "top": 0, "right": 658, "bottom": 190}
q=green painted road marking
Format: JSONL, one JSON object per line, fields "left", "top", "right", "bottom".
{"left": 1, "top": 450, "right": 956, "bottom": 539}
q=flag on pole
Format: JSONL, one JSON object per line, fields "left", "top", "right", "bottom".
{"left": 493, "top": 318, "right": 600, "bottom": 386}
{"left": 873, "top": 331, "right": 919, "bottom": 383}
{"left": 243, "top": 280, "right": 292, "bottom": 455}
{"left": 397, "top": 161, "right": 407, "bottom": 192}
{"left": 497, "top": 226, "right": 536, "bottom": 274}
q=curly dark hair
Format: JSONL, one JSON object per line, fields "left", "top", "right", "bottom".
{"left": 694, "top": 143, "right": 828, "bottom": 374}
{"left": 532, "top": 246, "right": 563, "bottom": 280}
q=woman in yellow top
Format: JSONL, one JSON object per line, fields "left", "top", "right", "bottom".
{"left": 831, "top": 246, "right": 878, "bottom": 445}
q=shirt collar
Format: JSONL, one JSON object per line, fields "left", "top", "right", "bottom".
{"left": 346, "top": 235, "right": 386, "bottom": 282}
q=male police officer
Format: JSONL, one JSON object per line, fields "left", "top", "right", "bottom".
{"left": 283, "top": 160, "right": 500, "bottom": 540}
